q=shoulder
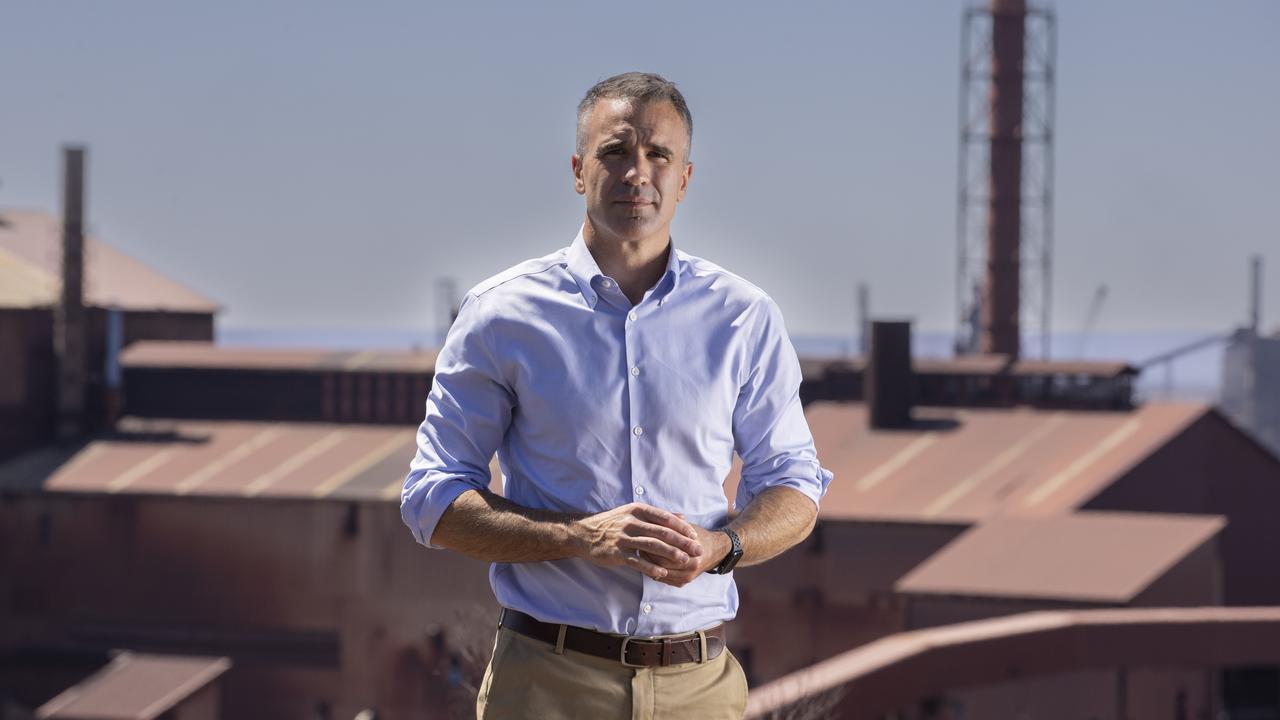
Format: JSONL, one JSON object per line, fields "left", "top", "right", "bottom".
{"left": 679, "top": 249, "right": 780, "bottom": 320}
{"left": 464, "top": 248, "right": 567, "bottom": 302}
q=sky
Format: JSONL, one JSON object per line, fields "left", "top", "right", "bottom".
{"left": 2, "top": 1, "right": 1277, "bottom": 348}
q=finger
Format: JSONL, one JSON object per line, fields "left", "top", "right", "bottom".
{"left": 626, "top": 520, "right": 703, "bottom": 557}
{"left": 654, "top": 569, "right": 694, "bottom": 588}
{"left": 640, "top": 550, "right": 696, "bottom": 573}
{"left": 633, "top": 505, "right": 699, "bottom": 541}
{"left": 620, "top": 536, "right": 692, "bottom": 566}
{"left": 623, "top": 553, "right": 669, "bottom": 580}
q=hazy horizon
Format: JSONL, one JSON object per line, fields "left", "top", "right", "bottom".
{"left": 2, "top": 1, "right": 1277, "bottom": 341}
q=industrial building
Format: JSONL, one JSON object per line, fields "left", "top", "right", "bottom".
{"left": 0, "top": 176, "right": 219, "bottom": 463}
{"left": 4, "top": 1, "right": 1279, "bottom": 718}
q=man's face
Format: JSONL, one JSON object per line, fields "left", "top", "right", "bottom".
{"left": 572, "top": 98, "right": 693, "bottom": 244}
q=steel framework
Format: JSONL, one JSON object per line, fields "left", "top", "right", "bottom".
{"left": 955, "top": 3, "right": 1056, "bottom": 359}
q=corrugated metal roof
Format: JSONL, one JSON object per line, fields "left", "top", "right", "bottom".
{"left": 0, "top": 416, "right": 478, "bottom": 502}
{"left": 895, "top": 512, "right": 1225, "bottom": 603}
{"left": 745, "top": 607, "right": 1280, "bottom": 719}
{"left": 0, "top": 246, "right": 58, "bottom": 306}
{"left": 36, "top": 651, "right": 230, "bottom": 720}
{"left": 121, "top": 341, "right": 438, "bottom": 373}
{"left": 800, "top": 355, "right": 1135, "bottom": 378}
{"left": 726, "top": 400, "right": 1211, "bottom": 523}
{"left": 0, "top": 210, "right": 220, "bottom": 313}
{"left": 5, "top": 400, "right": 1208, "bottom": 512}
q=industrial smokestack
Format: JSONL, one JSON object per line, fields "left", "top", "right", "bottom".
{"left": 981, "top": 0, "right": 1027, "bottom": 359}
{"left": 55, "top": 145, "right": 88, "bottom": 440}
{"left": 1250, "top": 255, "right": 1262, "bottom": 335}
{"left": 867, "top": 320, "right": 914, "bottom": 429}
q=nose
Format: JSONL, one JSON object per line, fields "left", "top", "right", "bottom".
{"left": 622, "top": 155, "right": 650, "bottom": 186}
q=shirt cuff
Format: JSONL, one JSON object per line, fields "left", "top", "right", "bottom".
{"left": 735, "top": 462, "right": 833, "bottom": 512}
{"left": 401, "top": 475, "right": 481, "bottom": 550}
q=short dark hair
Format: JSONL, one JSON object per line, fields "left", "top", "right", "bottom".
{"left": 576, "top": 72, "right": 693, "bottom": 160}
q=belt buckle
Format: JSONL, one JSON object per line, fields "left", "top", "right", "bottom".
{"left": 619, "top": 636, "right": 648, "bottom": 668}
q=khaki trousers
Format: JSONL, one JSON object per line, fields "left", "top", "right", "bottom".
{"left": 476, "top": 625, "right": 749, "bottom": 720}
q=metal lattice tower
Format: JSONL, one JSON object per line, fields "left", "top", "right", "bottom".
{"left": 955, "top": 1, "right": 1056, "bottom": 360}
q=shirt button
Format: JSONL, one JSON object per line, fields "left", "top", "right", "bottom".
{"left": 634, "top": 485, "right": 645, "bottom": 496}
{"left": 628, "top": 311, "right": 638, "bottom": 322}
{"left": 642, "top": 603, "right": 653, "bottom": 614}
{"left": 631, "top": 366, "right": 640, "bottom": 376}
{"left": 633, "top": 426, "right": 644, "bottom": 437}
{"left": 601, "top": 278, "right": 613, "bottom": 288}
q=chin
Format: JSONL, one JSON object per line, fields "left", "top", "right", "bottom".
{"left": 595, "top": 213, "right": 662, "bottom": 241}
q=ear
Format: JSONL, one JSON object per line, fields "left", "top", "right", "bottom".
{"left": 676, "top": 161, "right": 693, "bottom": 203}
{"left": 571, "top": 154, "right": 586, "bottom": 195}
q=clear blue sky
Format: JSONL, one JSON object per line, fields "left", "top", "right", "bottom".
{"left": 2, "top": 1, "right": 1277, "bottom": 345}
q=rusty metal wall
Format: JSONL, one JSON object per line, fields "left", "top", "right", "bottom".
{"left": 0, "top": 308, "right": 56, "bottom": 462}
{"left": 1085, "top": 411, "right": 1280, "bottom": 606}
{"left": 731, "top": 521, "right": 965, "bottom": 684}
{"left": 124, "top": 367, "right": 430, "bottom": 424}
{"left": 0, "top": 493, "right": 497, "bottom": 719}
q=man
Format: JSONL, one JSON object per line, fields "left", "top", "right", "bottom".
{"left": 401, "top": 72, "right": 833, "bottom": 720}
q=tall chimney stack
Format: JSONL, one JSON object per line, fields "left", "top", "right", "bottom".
{"left": 981, "top": 0, "right": 1027, "bottom": 359}
{"left": 867, "top": 320, "right": 914, "bottom": 429}
{"left": 55, "top": 145, "right": 87, "bottom": 440}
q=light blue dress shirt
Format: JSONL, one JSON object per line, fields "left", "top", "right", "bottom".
{"left": 401, "top": 228, "right": 833, "bottom": 636}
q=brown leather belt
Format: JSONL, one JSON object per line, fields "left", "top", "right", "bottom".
{"left": 499, "top": 608, "right": 726, "bottom": 668}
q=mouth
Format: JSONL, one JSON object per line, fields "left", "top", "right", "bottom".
{"left": 613, "top": 198, "right": 654, "bottom": 206}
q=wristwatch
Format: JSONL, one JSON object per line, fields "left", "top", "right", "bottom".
{"left": 706, "top": 527, "right": 743, "bottom": 575}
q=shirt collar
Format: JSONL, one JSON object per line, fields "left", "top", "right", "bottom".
{"left": 565, "top": 226, "right": 683, "bottom": 309}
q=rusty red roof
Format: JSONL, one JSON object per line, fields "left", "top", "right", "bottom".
{"left": 745, "top": 607, "right": 1280, "bottom": 719}
{"left": 121, "top": 341, "right": 438, "bottom": 373}
{"left": 895, "top": 512, "right": 1225, "bottom": 603}
{"left": 0, "top": 210, "right": 220, "bottom": 313}
{"left": 36, "top": 652, "right": 230, "bottom": 720}
{"left": 725, "top": 400, "right": 1212, "bottom": 523}
{"left": 0, "top": 417, "right": 461, "bottom": 501}
{"left": 5, "top": 400, "right": 1211, "bottom": 512}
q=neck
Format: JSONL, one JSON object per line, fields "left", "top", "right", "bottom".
{"left": 582, "top": 217, "right": 671, "bottom": 305}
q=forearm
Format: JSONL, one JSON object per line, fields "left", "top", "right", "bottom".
{"left": 431, "top": 488, "right": 589, "bottom": 563}
{"left": 725, "top": 485, "right": 818, "bottom": 567}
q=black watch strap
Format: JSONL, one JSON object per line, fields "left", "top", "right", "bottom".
{"left": 708, "top": 527, "right": 743, "bottom": 574}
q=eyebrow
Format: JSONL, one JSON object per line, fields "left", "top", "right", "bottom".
{"left": 647, "top": 143, "right": 675, "bottom": 158}
{"left": 595, "top": 138, "right": 626, "bottom": 154}
{"left": 594, "top": 138, "right": 676, "bottom": 159}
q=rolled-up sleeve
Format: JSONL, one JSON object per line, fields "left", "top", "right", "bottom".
{"left": 731, "top": 297, "right": 834, "bottom": 512}
{"left": 401, "top": 291, "right": 514, "bottom": 549}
